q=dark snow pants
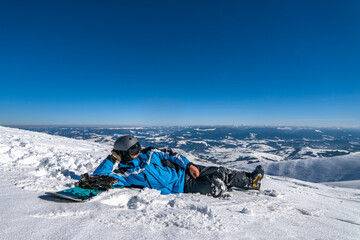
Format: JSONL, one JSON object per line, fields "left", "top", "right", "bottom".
{"left": 183, "top": 164, "right": 252, "bottom": 197}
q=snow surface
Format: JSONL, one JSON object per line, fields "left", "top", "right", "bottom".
{"left": 262, "top": 153, "right": 360, "bottom": 185}
{"left": 0, "top": 126, "right": 360, "bottom": 240}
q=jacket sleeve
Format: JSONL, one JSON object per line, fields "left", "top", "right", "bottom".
{"left": 92, "top": 156, "right": 132, "bottom": 187}
{"left": 93, "top": 156, "right": 116, "bottom": 176}
{"left": 156, "top": 151, "right": 190, "bottom": 169}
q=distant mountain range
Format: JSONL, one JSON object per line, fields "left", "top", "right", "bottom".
{"left": 15, "top": 126, "right": 360, "bottom": 166}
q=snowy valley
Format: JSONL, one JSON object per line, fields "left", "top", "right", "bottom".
{"left": 0, "top": 126, "right": 359, "bottom": 240}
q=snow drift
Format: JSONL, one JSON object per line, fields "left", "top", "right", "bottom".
{"left": 262, "top": 153, "right": 360, "bottom": 185}
{"left": 0, "top": 126, "right": 359, "bottom": 240}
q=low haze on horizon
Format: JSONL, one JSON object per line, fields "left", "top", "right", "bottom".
{"left": 1, "top": 1, "right": 359, "bottom": 127}
{"left": 4, "top": 124, "right": 360, "bottom": 130}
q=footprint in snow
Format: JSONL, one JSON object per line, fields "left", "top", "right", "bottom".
{"left": 239, "top": 207, "right": 252, "bottom": 214}
{"left": 30, "top": 210, "right": 91, "bottom": 219}
{"left": 293, "top": 182, "right": 319, "bottom": 189}
{"left": 297, "top": 208, "right": 323, "bottom": 217}
{"left": 263, "top": 189, "right": 280, "bottom": 197}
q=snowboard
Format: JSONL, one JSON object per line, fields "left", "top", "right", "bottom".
{"left": 45, "top": 186, "right": 105, "bottom": 202}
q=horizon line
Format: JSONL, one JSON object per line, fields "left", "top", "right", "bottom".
{"left": 2, "top": 124, "right": 360, "bottom": 129}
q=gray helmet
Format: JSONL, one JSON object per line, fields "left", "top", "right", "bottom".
{"left": 113, "top": 135, "right": 141, "bottom": 157}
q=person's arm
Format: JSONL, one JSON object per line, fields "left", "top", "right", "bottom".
{"left": 93, "top": 153, "right": 132, "bottom": 187}
{"left": 155, "top": 150, "right": 200, "bottom": 178}
{"left": 93, "top": 155, "right": 117, "bottom": 176}
{"left": 160, "top": 151, "right": 190, "bottom": 169}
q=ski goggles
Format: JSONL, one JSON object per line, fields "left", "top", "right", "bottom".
{"left": 113, "top": 142, "right": 141, "bottom": 156}
{"left": 128, "top": 142, "right": 141, "bottom": 156}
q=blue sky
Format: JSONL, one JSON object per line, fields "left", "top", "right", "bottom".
{"left": 1, "top": 0, "right": 359, "bottom": 127}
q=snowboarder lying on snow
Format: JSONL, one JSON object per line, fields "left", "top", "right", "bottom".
{"left": 92, "top": 135, "right": 264, "bottom": 197}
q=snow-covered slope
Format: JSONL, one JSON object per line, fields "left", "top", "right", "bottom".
{"left": 261, "top": 153, "right": 360, "bottom": 186}
{"left": 0, "top": 126, "right": 360, "bottom": 240}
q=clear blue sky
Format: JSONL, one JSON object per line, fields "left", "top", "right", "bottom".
{"left": 1, "top": 0, "right": 359, "bottom": 127}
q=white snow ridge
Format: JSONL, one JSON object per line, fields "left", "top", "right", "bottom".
{"left": 0, "top": 126, "right": 359, "bottom": 240}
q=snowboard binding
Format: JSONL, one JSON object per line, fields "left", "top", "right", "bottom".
{"left": 76, "top": 173, "right": 119, "bottom": 191}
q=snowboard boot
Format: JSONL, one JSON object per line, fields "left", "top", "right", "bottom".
{"left": 211, "top": 178, "right": 227, "bottom": 198}
{"left": 250, "top": 165, "right": 264, "bottom": 190}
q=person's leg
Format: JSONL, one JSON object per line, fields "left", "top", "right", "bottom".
{"left": 184, "top": 164, "right": 264, "bottom": 197}
{"left": 183, "top": 165, "right": 228, "bottom": 197}
{"left": 223, "top": 165, "right": 264, "bottom": 190}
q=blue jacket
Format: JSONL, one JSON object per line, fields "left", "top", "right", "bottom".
{"left": 93, "top": 149, "right": 191, "bottom": 194}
